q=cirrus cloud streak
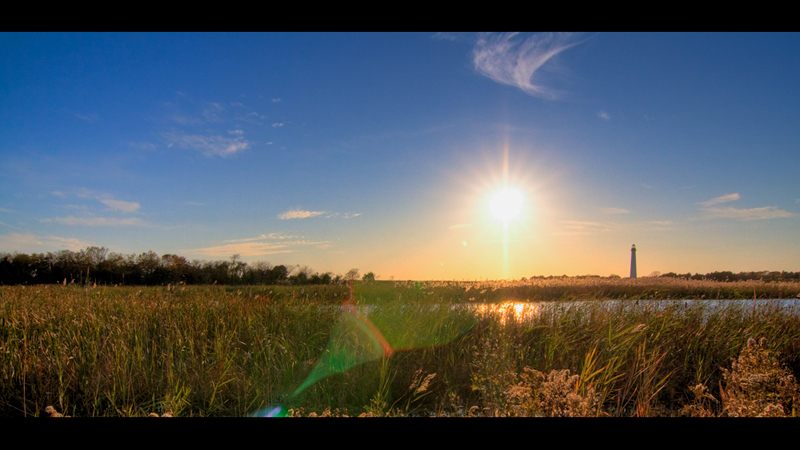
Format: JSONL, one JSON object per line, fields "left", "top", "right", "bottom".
{"left": 702, "top": 206, "right": 795, "bottom": 221}
{"left": 473, "top": 32, "right": 583, "bottom": 99}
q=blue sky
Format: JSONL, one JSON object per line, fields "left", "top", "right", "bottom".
{"left": 2, "top": 32, "right": 799, "bottom": 280}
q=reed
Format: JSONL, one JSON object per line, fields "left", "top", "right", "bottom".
{"left": 1, "top": 282, "right": 798, "bottom": 417}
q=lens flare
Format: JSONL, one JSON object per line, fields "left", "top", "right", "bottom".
{"left": 251, "top": 282, "right": 477, "bottom": 416}
{"left": 251, "top": 405, "right": 289, "bottom": 417}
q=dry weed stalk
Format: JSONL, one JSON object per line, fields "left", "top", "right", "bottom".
{"left": 499, "top": 367, "right": 601, "bottom": 417}
{"left": 680, "top": 383, "right": 718, "bottom": 417}
{"left": 720, "top": 337, "right": 798, "bottom": 417}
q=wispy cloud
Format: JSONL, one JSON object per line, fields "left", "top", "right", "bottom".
{"left": 202, "top": 102, "right": 225, "bottom": 122}
{"left": 163, "top": 131, "right": 250, "bottom": 157}
{"left": 223, "top": 233, "right": 302, "bottom": 243}
{"left": 279, "top": 210, "right": 324, "bottom": 220}
{"left": 0, "top": 220, "right": 23, "bottom": 230}
{"left": 598, "top": 111, "right": 610, "bottom": 120}
{"left": 272, "top": 123, "right": 284, "bottom": 128}
{"left": 47, "top": 236, "right": 96, "bottom": 250}
{"left": 0, "top": 233, "right": 94, "bottom": 251}
{"left": 272, "top": 98, "right": 282, "bottom": 103}
{"left": 553, "top": 220, "right": 613, "bottom": 236}
{"left": 100, "top": 199, "right": 140, "bottom": 213}
{"left": 601, "top": 207, "right": 628, "bottom": 214}
{"left": 324, "top": 212, "right": 363, "bottom": 219}
{"left": 700, "top": 193, "right": 740, "bottom": 207}
{"left": 703, "top": 206, "right": 795, "bottom": 221}
{"left": 185, "top": 242, "right": 292, "bottom": 257}
{"left": 0, "top": 207, "right": 16, "bottom": 213}
{"left": 53, "top": 216, "right": 149, "bottom": 226}
{"left": 184, "top": 238, "right": 330, "bottom": 257}
{"left": 235, "top": 112, "right": 267, "bottom": 124}
{"left": 74, "top": 112, "right": 100, "bottom": 123}
{"left": 59, "top": 189, "right": 141, "bottom": 214}
{"left": 472, "top": 32, "right": 583, "bottom": 99}
{"left": 697, "top": 193, "right": 794, "bottom": 220}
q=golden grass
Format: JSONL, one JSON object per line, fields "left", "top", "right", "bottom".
{"left": 1, "top": 281, "right": 799, "bottom": 417}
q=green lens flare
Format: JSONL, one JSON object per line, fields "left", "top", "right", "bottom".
{"left": 265, "top": 282, "right": 478, "bottom": 409}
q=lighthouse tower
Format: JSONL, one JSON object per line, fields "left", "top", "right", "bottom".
{"left": 630, "top": 244, "right": 637, "bottom": 279}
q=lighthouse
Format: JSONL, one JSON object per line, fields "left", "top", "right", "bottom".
{"left": 630, "top": 244, "right": 637, "bottom": 279}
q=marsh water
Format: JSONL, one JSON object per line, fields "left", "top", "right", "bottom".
{"left": 472, "top": 298, "right": 800, "bottom": 324}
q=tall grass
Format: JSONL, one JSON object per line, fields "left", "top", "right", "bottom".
{"left": 1, "top": 281, "right": 798, "bottom": 417}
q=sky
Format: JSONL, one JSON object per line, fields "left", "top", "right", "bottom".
{"left": 1, "top": 32, "right": 799, "bottom": 280}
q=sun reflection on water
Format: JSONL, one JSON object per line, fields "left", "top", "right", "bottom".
{"left": 473, "top": 301, "right": 541, "bottom": 325}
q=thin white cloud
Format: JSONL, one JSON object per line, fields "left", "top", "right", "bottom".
{"left": 0, "top": 233, "right": 94, "bottom": 251}
{"left": 472, "top": 32, "right": 583, "bottom": 99}
{"left": 601, "top": 207, "right": 629, "bottom": 214}
{"left": 703, "top": 206, "right": 795, "bottom": 221}
{"left": 58, "top": 189, "right": 141, "bottom": 214}
{"left": 700, "top": 193, "right": 740, "bottom": 207}
{"left": 0, "top": 207, "right": 15, "bottom": 213}
{"left": 223, "top": 233, "right": 302, "bottom": 243}
{"left": 598, "top": 111, "right": 610, "bottom": 120}
{"left": 185, "top": 242, "right": 292, "bottom": 257}
{"left": 0, "top": 232, "right": 42, "bottom": 247}
{"left": 101, "top": 199, "right": 140, "bottom": 213}
{"left": 163, "top": 131, "right": 250, "bottom": 157}
{"left": 74, "top": 112, "right": 100, "bottom": 122}
{"left": 554, "top": 220, "right": 613, "bottom": 235}
{"left": 324, "top": 212, "right": 363, "bottom": 219}
{"left": 272, "top": 98, "right": 282, "bottom": 103}
{"left": 202, "top": 102, "right": 225, "bottom": 122}
{"left": 185, "top": 239, "right": 330, "bottom": 257}
{"left": 265, "top": 233, "right": 300, "bottom": 239}
{"left": 53, "top": 216, "right": 149, "bottom": 226}
{"left": 0, "top": 220, "right": 23, "bottom": 230}
{"left": 278, "top": 210, "right": 324, "bottom": 220}
{"left": 272, "top": 123, "right": 284, "bottom": 128}
{"left": 46, "top": 236, "right": 95, "bottom": 250}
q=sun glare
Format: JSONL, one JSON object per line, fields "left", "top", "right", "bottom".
{"left": 489, "top": 188, "right": 524, "bottom": 223}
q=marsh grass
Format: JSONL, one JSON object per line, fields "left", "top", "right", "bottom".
{"left": 1, "top": 281, "right": 799, "bottom": 417}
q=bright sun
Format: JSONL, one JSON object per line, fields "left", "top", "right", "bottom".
{"left": 489, "top": 188, "right": 524, "bottom": 222}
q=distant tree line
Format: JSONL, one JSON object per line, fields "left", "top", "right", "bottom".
{"left": 0, "top": 247, "right": 374, "bottom": 286}
{"left": 659, "top": 271, "right": 800, "bottom": 282}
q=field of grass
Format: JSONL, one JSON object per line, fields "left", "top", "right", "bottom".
{"left": 1, "top": 279, "right": 799, "bottom": 417}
